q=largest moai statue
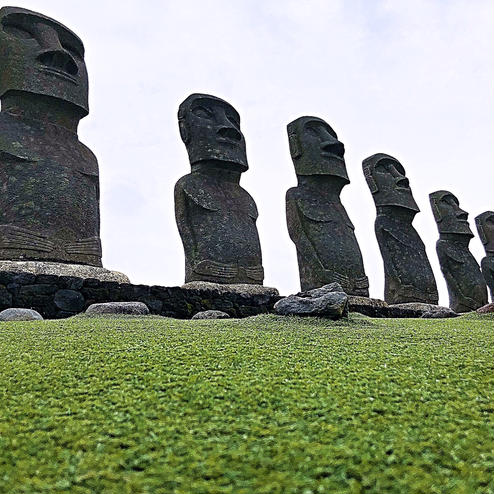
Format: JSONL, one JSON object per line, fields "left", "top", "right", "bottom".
{"left": 0, "top": 6, "right": 101, "bottom": 266}
{"left": 363, "top": 154, "right": 438, "bottom": 304}
{"left": 285, "top": 116, "right": 369, "bottom": 294}
{"left": 429, "top": 191, "right": 487, "bottom": 312}
{"left": 175, "top": 93, "right": 264, "bottom": 285}
{"left": 475, "top": 211, "right": 494, "bottom": 301}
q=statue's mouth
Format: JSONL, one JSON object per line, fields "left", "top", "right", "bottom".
{"left": 39, "top": 67, "right": 78, "bottom": 85}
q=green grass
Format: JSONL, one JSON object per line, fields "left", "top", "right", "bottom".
{"left": 0, "top": 313, "right": 492, "bottom": 494}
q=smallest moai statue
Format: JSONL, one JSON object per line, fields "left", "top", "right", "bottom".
{"left": 475, "top": 211, "right": 494, "bottom": 302}
{"left": 429, "top": 191, "right": 487, "bottom": 312}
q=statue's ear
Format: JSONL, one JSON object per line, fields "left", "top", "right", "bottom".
{"left": 288, "top": 133, "right": 301, "bottom": 160}
{"left": 179, "top": 120, "right": 189, "bottom": 144}
{"left": 476, "top": 218, "right": 487, "bottom": 244}
{"left": 363, "top": 165, "right": 378, "bottom": 194}
{"left": 430, "top": 197, "right": 442, "bottom": 222}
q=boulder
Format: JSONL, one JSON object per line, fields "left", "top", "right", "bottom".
{"left": 0, "top": 308, "right": 43, "bottom": 321}
{"left": 274, "top": 291, "right": 348, "bottom": 319}
{"left": 54, "top": 289, "right": 85, "bottom": 312}
{"left": 477, "top": 303, "right": 494, "bottom": 314}
{"left": 85, "top": 301, "right": 149, "bottom": 316}
{"left": 389, "top": 302, "right": 457, "bottom": 318}
{"left": 182, "top": 281, "right": 279, "bottom": 297}
{"left": 348, "top": 296, "right": 389, "bottom": 317}
{"left": 192, "top": 310, "right": 231, "bottom": 320}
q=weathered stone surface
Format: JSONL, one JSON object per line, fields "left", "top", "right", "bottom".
{"left": 430, "top": 191, "right": 487, "bottom": 312}
{"left": 0, "top": 307, "right": 42, "bottom": 321}
{"left": 347, "top": 296, "right": 389, "bottom": 318}
{"left": 192, "top": 310, "right": 230, "bottom": 320}
{"left": 0, "top": 261, "right": 129, "bottom": 283}
{"left": 475, "top": 211, "right": 494, "bottom": 301}
{"left": 274, "top": 291, "right": 348, "bottom": 319}
{"left": 175, "top": 93, "right": 264, "bottom": 285}
{"left": 0, "top": 7, "right": 102, "bottom": 266}
{"left": 477, "top": 303, "right": 494, "bottom": 314}
{"left": 298, "top": 282, "right": 344, "bottom": 298}
{"left": 182, "top": 281, "right": 278, "bottom": 297}
{"left": 286, "top": 117, "right": 369, "bottom": 295}
{"left": 389, "top": 302, "right": 457, "bottom": 318}
{"left": 362, "top": 154, "right": 438, "bottom": 305}
{"left": 85, "top": 302, "right": 149, "bottom": 316}
{"left": 54, "top": 289, "right": 85, "bottom": 312}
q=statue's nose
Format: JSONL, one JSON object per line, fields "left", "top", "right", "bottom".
{"left": 457, "top": 208, "right": 468, "bottom": 220}
{"left": 217, "top": 126, "right": 242, "bottom": 142}
{"left": 320, "top": 140, "right": 344, "bottom": 157}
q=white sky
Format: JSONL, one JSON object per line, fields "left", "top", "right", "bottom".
{"left": 14, "top": 0, "right": 494, "bottom": 303}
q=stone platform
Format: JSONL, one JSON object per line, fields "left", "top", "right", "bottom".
{"left": 0, "top": 261, "right": 129, "bottom": 283}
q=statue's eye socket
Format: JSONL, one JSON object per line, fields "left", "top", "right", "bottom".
{"left": 226, "top": 113, "right": 239, "bottom": 127}
{"left": 61, "top": 42, "right": 82, "bottom": 58}
{"left": 2, "top": 22, "right": 35, "bottom": 39}
{"left": 192, "top": 106, "right": 213, "bottom": 119}
{"left": 305, "top": 126, "right": 319, "bottom": 137}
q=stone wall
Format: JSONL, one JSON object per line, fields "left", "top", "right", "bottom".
{"left": 0, "top": 271, "right": 281, "bottom": 319}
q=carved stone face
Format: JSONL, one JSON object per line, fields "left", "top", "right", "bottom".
{"left": 178, "top": 93, "right": 248, "bottom": 172}
{"left": 362, "top": 153, "right": 419, "bottom": 212}
{"left": 429, "top": 190, "right": 473, "bottom": 236}
{"left": 475, "top": 211, "right": 494, "bottom": 253}
{"left": 287, "top": 116, "right": 348, "bottom": 181}
{"left": 0, "top": 6, "right": 88, "bottom": 115}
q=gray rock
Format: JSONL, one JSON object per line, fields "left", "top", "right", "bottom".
{"left": 297, "top": 282, "right": 344, "bottom": 298}
{"left": 192, "top": 310, "right": 231, "bottom": 320}
{"left": 0, "top": 261, "right": 129, "bottom": 283}
{"left": 347, "top": 296, "right": 389, "bottom": 317}
{"left": 389, "top": 302, "right": 457, "bottom": 318}
{"left": 182, "top": 281, "right": 279, "bottom": 297}
{"left": 274, "top": 292, "right": 348, "bottom": 319}
{"left": 477, "top": 303, "right": 494, "bottom": 314}
{"left": 85, "top": 302, "right": 149, "bottom": 316}
{"left": 0, "top": 308, "right": 43, "bottom": 321}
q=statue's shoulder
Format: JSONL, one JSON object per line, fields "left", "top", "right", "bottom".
{"left": 175, "top": 173, "right": 221, "bottom": 212}
{"left": 0, "top": 113, "right": 36, "bottom": 162}
{"left": 436, "top": 239, "right": 465, "bottom": 263}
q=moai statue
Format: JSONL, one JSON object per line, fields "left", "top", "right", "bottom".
{"left": 285, "top": 116, "right": 368, "bottom": 294}
{"left": 429, "top": 191, "right": 487, "bottom": 312}
{"left": 475, "top": 211, "right": 494, "bottom": 301}
{"left": 175, "top": 93, "right": 264, "bottom": 285}
{"left": 0, "top": 7, "right": 101, "bottom": 266}
{"left": 363, "top": 154, "right": 438, "bottom": 304}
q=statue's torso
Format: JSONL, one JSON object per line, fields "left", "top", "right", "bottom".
{"left": 437, "top": 238, "right": 487, "bottom": 311}
{"left": 175, "top": 173, "right": 263, "bottom": 284}
{"left": 375, "top": 213, "right": 438, "bottom": 304}
{"left": 286, "top": 187, "right": 368, "bottom": 294}
{"left": 0, "top": 112, "right": 101, "bottom": 265}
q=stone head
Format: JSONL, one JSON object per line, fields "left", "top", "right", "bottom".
{"left": 287, "top": 116, "right": 348, "bottom": 182}
{"left": 362, "top": 153, "right": 419, "bottom": 212}
{"left": 475, "top": 211, "right": 494, "bottom": 253}
{"left": 429, "top": 190, "right": 473, "bottom": 236}
{"left": 178, "top": 93, "right": 248, "bottom": 172}
{"left": 0, "top": 6, "right": 88, "bottom": 115}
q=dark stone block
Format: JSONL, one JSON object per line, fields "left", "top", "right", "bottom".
{"left": 175, "top": 93, "right": 264, "bottom": 285}
{"left": 0, "top": 7, "right": 102, "bottom": 267}
{"left": 0, "top": 271, "right": 14, "bottom": 285}
{"left": 13, "top": 273, "right": 36, "bottom": 285}
{"left": 58, "top": 276, "right": 84, "bottom": 290}
{"left": 19, "top": 284, "right": 57, "bottom": 297}
{"left": 35, "top": 274, "right": 60, "bottom": 285}
{"left": 54, "top": 289, "right": 85, "bottom": 312}
{"left": 286, "top": 117, "right": 368, "bottom": 295}
{"left": 139, "top": 297, "right": 163, "bottom": 314}
{"left": 363, "top": 154, "right": 438, "bottom": 304}
{"left": 83, "top": 278, "right": 101, "bottom": 288}
{"left": 430, "top": 191, "right": 487, "bottom": 312}
{"left": 0, "top": 284, "right": 12, "bottom": 308}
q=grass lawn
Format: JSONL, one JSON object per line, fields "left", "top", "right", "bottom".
{"left": 0, "top": 312, "right": 492, "bottom": 494}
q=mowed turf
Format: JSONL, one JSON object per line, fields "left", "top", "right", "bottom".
{"left": 0, "top": 313, "right": 492, "bottom": 494}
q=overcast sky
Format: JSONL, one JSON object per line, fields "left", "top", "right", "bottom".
{"left": 14, "top": 0, "right": 494, "bottom": 303}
